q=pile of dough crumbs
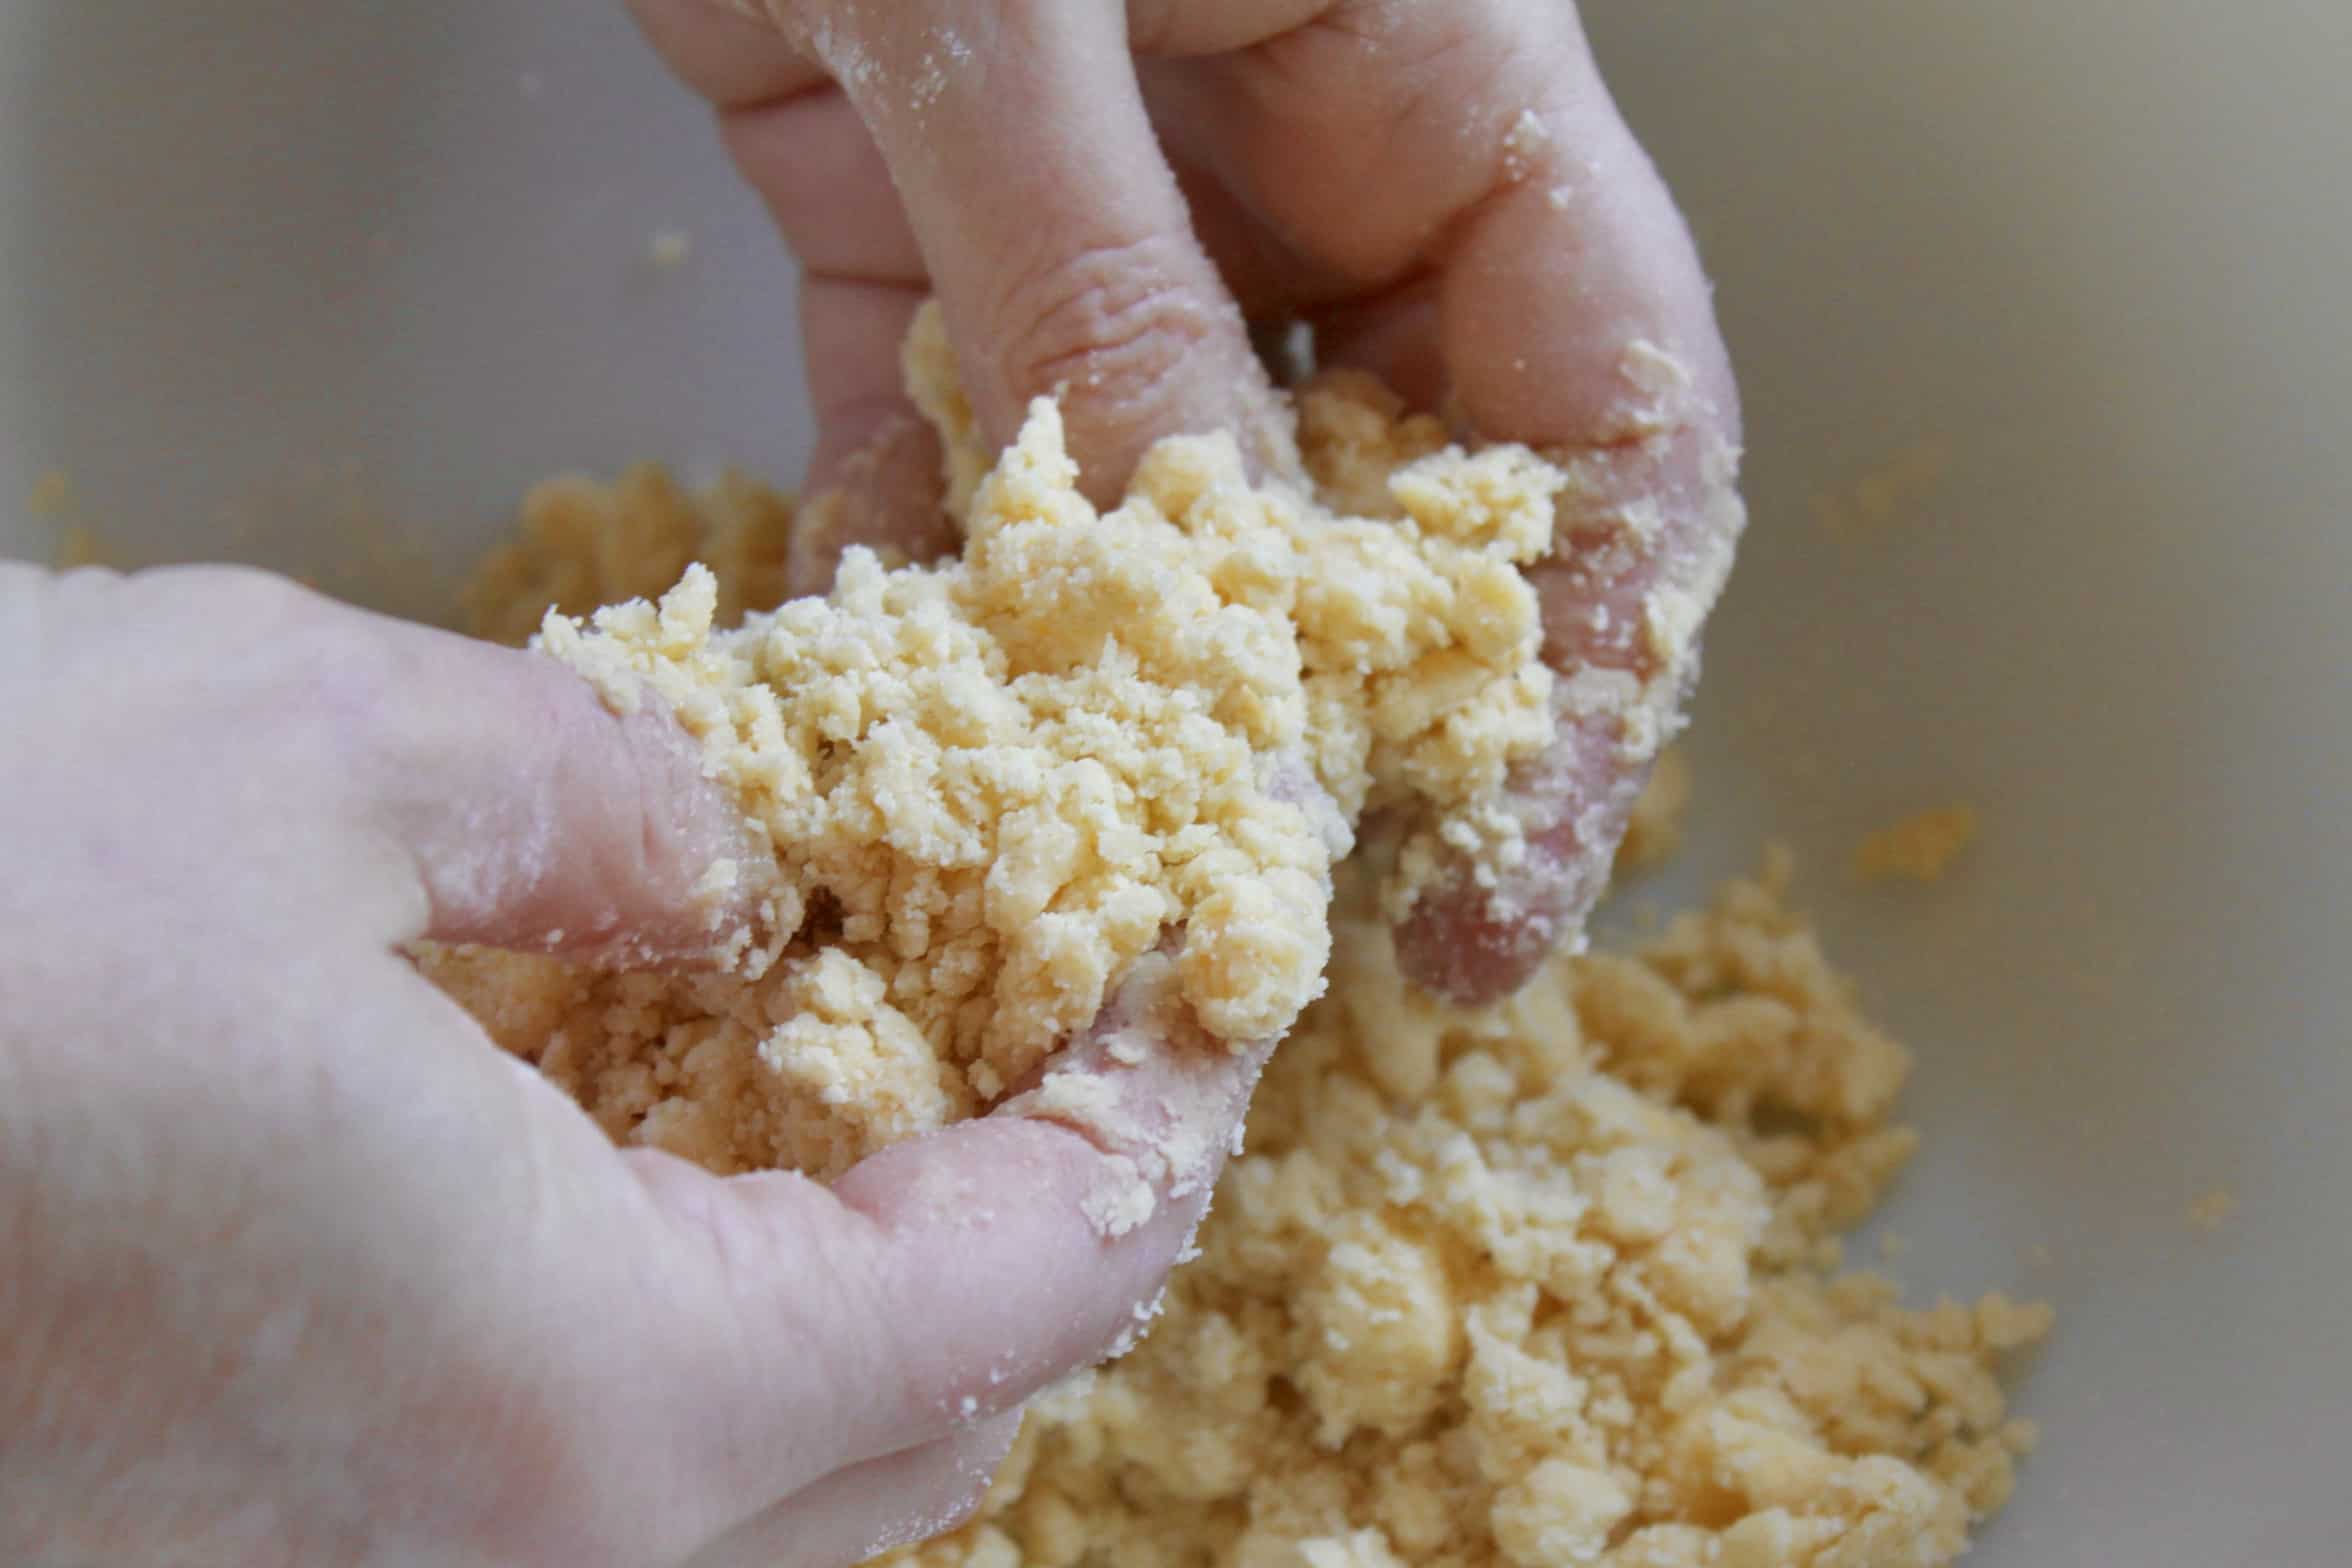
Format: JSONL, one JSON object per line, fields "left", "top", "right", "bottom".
{"left": 433, "top": 336, "right": 1570, "bottom": 1178}
{"left": 436, "top": 392, "right": 2047, "bottom": 1567}
{"left": 885, "top": 867, "right": 2047, "bottom": 1568}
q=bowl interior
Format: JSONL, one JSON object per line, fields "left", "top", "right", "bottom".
{"left": 4, "top": 2, "right": 2347, "bottom": 1560}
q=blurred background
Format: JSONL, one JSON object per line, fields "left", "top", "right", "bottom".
{"left": 3, "top": 2, "right": 2347, "bottom": 1559}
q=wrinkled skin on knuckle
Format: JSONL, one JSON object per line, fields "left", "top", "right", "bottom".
{"left": 986, "top": 233, "right": 1225, "bottom": 449}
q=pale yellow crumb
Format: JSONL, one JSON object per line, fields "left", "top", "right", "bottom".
{"left": 1855, "top": 804, "right": 1980, "bottom": 883}
{"left": 1613, "top": 744, "right": 1691, "bottom": 876}
{"left": 27, "top": 468, "right": 73, "bottom": 518}
{"left": 2187, "top": 1189, "right": 2238, "bottom": 1231}
{"left": 52, "top": 525, "right": 112, "bottom": 571}
{"left": 30, "top": 470, "right": 116, "bottom": 569}
{"left": 460, "top": 464, "right": 796, "bottom": 646}
{"left": 647, "top": 227, "right": 693, "bottom": 269}
{"left": 1813, "top": 437, "right": 1953, "bottom": 535}
{"left": 882, "top": 866, "right": 2046, "bottom": 1568}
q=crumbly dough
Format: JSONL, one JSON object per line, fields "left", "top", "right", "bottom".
{"left": 1613, "top": 746, "right": 1691, "bottom": 878}
{"left": 436, "top": 340, "right": 2044, "bottom": 1564}
{"left": 1853, "top": 806, "right": 1979, "bottom": 884}
{"left": 1811, "top": 439, "right": 1952, "bottom": 536}
{"left": 432, "top": 341, "right": 1562, "bottom": 1176}
{"left": 886, "top": 857, "right": 2047, "bottom": 1568}
{"left": 460, "top": 462, "right": 798, "bottom": 647}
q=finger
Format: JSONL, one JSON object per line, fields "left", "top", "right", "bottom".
{"left": 711, "top": 68, "right": 929, "bottom": 474}
{"left": 787, "top": 277, "right": 957, "bottom": 597}
{"left": 786, "top": 401, "right": 957, "bottom": 598}
{"left": 631, "top": 4, "right": 955, "bottom": 593}
{"left": 342, "top": 610, "right": 764, "bottom": 961}
{"left": 622, "top": 948, "right": 1265, "bottom": 1521}
{"left": 707, "top": 65, "right": 958, "bottom": 593}
{"left": 686, "top": 1412, "right": 1020, "bottom": 1568}
{"left": 1388, "top": 11, "right": 1744, "bottom": 1001}
{"left": 1144, "top": 5, "right": 1741, "bottom": 996}
{"left": 813, "top": 0, "right": 1280, "bottom": 502}
{"left": 1307, "top": 279, "right": 1446, "bottom": 409}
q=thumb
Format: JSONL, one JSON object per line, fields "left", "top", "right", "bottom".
{"left": 315, "top": 590, "right": 768, "bottom": 961}
{"left": 612, "top": 947, "right": 1267, "bottom": 1530}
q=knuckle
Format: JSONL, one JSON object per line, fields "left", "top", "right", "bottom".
{"left": 990, "top": 235, "right": 1221, "bottom": 424}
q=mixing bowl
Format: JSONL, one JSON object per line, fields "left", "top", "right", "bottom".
{"left": 4, "top": 2, "right": 2346, "bottom": 1560}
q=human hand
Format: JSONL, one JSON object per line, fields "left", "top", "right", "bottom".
{"left": 633, "top": 0, "right": 1746, "bottom": 1004}
{"left": 0, "top": 564, "right": 1264, "bottom": 1567}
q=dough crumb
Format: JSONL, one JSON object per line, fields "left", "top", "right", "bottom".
{"left": 459, "top": 463, "right": 797, "bottom": 647}
{"left": 1812, "top": 438, "right": 1952, "bottom": 535}
{"left": 1613, "top": 745, "right": 1691, "bottom": 877}
{"left": 2186, "top": 1189, "right": 2237, "bottom": 1231}
{"left": 27, "top": 470, "right": 113, "bottom": 569}
{"left": 52, "top": 526, "right": 112, "bottom": 571}
{"left": 26, "top": 468, "right": 73, "bottom": 518}
{"left": 646, "top": 227, "right": 694, "bottom": 270}
{"left": 1855, "top": 804, "right": 1979, "bottom": 883}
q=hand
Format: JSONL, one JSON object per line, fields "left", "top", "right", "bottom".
{"left": 0, "top": 564, "right": 1263, "bottom": 1567}
{"left": 633, "top": 0, "right": 1746, "bottom": 1004}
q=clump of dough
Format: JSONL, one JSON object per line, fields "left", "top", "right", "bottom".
{"left": 884, "top": 857, "right": 2047, "bottom": 1568}
{"left": 1854, "top": 805, "right": 1979, "bottom": 884}
{"left": 1614, "top": 745, "right": 1692, "bottom": 877}
{"left": 431, "top": 350, "right": 1561, "bottom": 1176}
{"left": 460, "top": 462, "right": 797, "bottom": 646}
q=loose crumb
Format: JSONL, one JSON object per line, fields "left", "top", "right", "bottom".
{"left": 1812, "top": 438, "right": 1952, "bottom": 536}
{"left": 2186, "top": 1189, "right": 2237, "bottom": 1232}
{"left": 647, "top": 228, "right": 694, "bottom": 270}
{"left": 1612, "top": 745, "right": 1691, "bottom": 877}
{"left": 52, "top": 526, "right": 112, "bottom": 571}
{"left": 1855, "top": 805, "right": 1979, "bottom": 884}
{"left": 27, "top": 469, "right": 73, "bottom": 518}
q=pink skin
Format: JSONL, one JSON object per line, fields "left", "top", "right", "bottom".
{"left": 0, "top": 4, "right": 1739, "bottom": 1562}
{"left": 638, "top": 0, "right": 1744, "bottom": 1002}
{"left": 0, "top": 564, "right": 1259, "bottom": 1567}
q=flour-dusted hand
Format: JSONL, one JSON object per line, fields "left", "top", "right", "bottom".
{"left": 0, "top": 564, "right": 1261, "bottom": 1568}
{"left": 634, "top": 0, "right": 1744, "bottom": 999}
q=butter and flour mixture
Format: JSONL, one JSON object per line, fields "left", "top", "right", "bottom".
{"left": 433, "top": 345, "right": 1565, "bottom": 1177}
{"left": 883, "top": 865, "right": 2047, "bottom": 1568}
{"left": 431, "top": 333, "right": 2044, "bottom": 1566}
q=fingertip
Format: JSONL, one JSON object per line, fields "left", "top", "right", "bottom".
{"left": 828, "top": 0, "right": 1274, "bottom": 504}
